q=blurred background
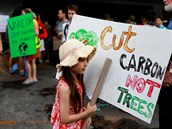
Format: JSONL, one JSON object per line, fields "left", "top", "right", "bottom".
{"left": 0, "top": 0, "right": 169, "bottom": 26}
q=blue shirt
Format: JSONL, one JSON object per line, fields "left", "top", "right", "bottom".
{"left": 167, "top": 18, "right": 172, "bottom": 30}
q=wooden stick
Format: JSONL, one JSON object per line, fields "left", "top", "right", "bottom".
{"left": 82, "top": 58, "right": 112, "bottom": 129}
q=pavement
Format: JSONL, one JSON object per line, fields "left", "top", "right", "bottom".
{"left": 0, "top": 62, "right": 159, "bottom": 129}
{"left": 0, "top": 62, "right": 57, "bottom": 129}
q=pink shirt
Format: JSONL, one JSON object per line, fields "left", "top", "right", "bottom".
{"left": 51, "top": 77, "right": 84, "bottom": 129}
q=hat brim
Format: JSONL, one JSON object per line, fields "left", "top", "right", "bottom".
{"left": 56, "top": 45, "right": 96, "bottom": 72}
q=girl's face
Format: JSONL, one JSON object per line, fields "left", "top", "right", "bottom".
{"left": 70, "top": 57, "right": 88, "bottom": 75}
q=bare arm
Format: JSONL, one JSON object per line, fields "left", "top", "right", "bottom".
{"left": 34, "top": 19, "right": 39, "bottom": 35}
{"left": 59, "top": 86, "right": 97, "bottom": 124}
{"left": 0, "top": 33, "right": 2, "bottom": 54}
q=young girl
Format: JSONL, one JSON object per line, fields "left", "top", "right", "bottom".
{"left": 51, "top": 39, "right": 97, "bottom": 129}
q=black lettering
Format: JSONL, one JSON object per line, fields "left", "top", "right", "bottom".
{"left": 151, "top": 62, "right": 158, "bottom": 78}
{"left": 144, "top": 58, "right": 152, "bottom": 75}
{"left": 127, "top": 54, "right": 136, "bottom": 71}
{"left": 156, "top": 66, "right": 166, "bottom": 80}
{"left": 120, "top": 54, "right": 128, "bottom": 70}
{"left": 137, "top": 56, "right": 146, "bottom": 73}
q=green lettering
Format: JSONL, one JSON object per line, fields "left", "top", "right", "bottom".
{"left": 123, "top": 93, "right": 132, "bottom": 108}
{"left": 117, "top": 87, "right": 128, "bottom": 103}
{"left": 145, "top": 103, "right": 154, "bottom": 118}
{"left": 138, "top": 99, "right": 147, "bottom": 115}
{"left": 130, "top": 96, "right": 140, "bottom": 111}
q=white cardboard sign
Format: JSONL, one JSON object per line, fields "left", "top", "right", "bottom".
{"left": 0, "top": 15, "right": 9, "bottom": 32}
{"left": 68, "top": 15, "right": 172, "bottom": 124}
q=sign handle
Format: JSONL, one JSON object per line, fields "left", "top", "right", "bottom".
{"left": 82, "top": 58, "right": 112, "bottom": 129}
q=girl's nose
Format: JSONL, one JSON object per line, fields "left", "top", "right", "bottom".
{"left": 84, "top": 59, "right": 88, "bottom": 66}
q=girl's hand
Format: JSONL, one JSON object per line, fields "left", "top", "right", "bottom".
{"left": 85, "top": 117, "right": 91, "bottom": 128}
{"left": 86, "top": 102, "right": 97, "bottom": 115}
{"left": 82, "top": 117, "right": 92, "bottom": 129}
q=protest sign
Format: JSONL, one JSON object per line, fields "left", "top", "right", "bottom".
{"left": 7, "top": 13, "right": 36, "bottom": 58}
{"left": 68, "top": 14, "right": 172, "bottom": 123}
{"left": 0, "top": 15, "right": 9, "bottom": 33}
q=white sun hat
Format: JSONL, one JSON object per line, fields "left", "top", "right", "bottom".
{"left": 56, "top": 38, "right": 97, "bottom": 72}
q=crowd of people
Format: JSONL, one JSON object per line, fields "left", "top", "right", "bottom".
{"left": 0, "top": 4, "right": 168, "bottom": 79}
{"left": 0, "top": 1, "right": 172, "bottom": 128}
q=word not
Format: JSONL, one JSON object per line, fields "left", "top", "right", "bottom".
{"left": 120, "top": 53, "right": 166, "bottom": 80}
{"left": 100, "top": 25, "right": 136, "bottom": 53}
{"left": 125, "top": 74, "right": 160, "bottom": 97}
{"left": 117, "top": 87, "right": 154, "bottom": 118}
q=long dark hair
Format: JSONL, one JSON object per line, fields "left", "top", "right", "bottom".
{"left": 11, "top": 6, "right": 23, "bottom": 17}
{"left": 62, "top": 66, "right": 85, "bottom": 113}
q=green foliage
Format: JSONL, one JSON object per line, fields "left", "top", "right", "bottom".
{"left": 69, "top": 29, "right": 99, "bottom": 46}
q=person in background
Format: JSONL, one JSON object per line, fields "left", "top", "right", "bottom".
{"left": 54, "top": 9, "right": 68, "bottom": 64}
{"left": 141, "top": 10, "right": 156, "bottom": 27}
{"left": 126, "top": 15, "right": 137, "bottom": 25}
{"left": 22, "top": 8, "right": 40, "bottom": 85}
{"left": 51, "top": 39, "right": 97, "bottom": 129}
{"left": 62, "top": 4, "right": 78, "bottom": 43}
{"left": 8, "top": 6, "right": 25, "bottom": 77}
{"left": 35, "top": 13, "right": 46, "bottom": 64}
{"left": 53, "top": 4, "right": 79, "bottom": 78}
{"left": 44, "top": 19, "right": 53, "bottom": 63}
{"left": 55, "top": 9, "right": 68, "bottom": 39}
{"left": 154, "top": 16, "right": 167, "bottom": 29}
{"left": 159, "top": 0, "right": 172, "bottom": 129}
{"left": 103, "top": 13, "right": 114, "bottom": 21}
{"left": 52, "top": 28, "right": 62, "bottom": 65}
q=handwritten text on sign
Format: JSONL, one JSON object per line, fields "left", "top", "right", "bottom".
{"left": 0, "top": 15, "right": 9, "bottom": 32}
{"left": 68, "top": 15, "right": 172, "bottom": 123}
{"left": 7, "top": 13, "right": 36, "bottom": 58}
